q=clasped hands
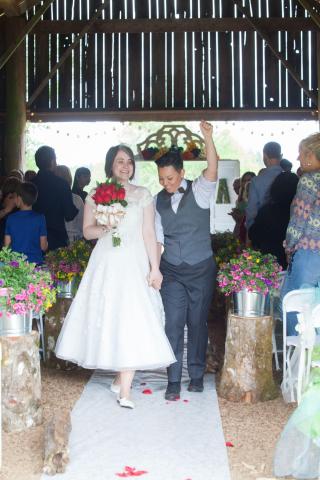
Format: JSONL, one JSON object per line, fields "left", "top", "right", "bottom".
{"left": 147, "top": 269, "right": 163, "bottom": 290}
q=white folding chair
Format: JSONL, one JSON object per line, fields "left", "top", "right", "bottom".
{"left": 282, "top": 288, "right": 316, "bottom": 403}
{"left": 270, "top": 271, "right": 287, "bottom": 370}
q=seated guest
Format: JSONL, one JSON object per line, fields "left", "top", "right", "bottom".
{"left": 4, "top": 182, "right": 48, "bottom": 264}
{"left": 32, "top": 146, "right": 78, "bottom": 250}
{"left": 55, "top": 165, "right": 84, "bottom": 243}
{"left": 72, "top": 167, "right": 91, "bottom": 202}
{"left": 0, "top": 177, "right": 21, "bottom": 247}
{"left": 24, "top": 170, "right": 37, "bottom": 182}
{"left": 280, "top": 158, "right": 293, "bottom": 173}
{"left": 249, "top": 172, "right": 299, "bottom": 269}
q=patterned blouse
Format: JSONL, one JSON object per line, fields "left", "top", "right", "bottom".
{"left": 286, "top": 171, "right": 320, "bottom": 252}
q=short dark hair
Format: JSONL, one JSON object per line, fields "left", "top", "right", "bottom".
{"left": 18, "top": 182, "right": 38, "bottom": 206}
{"left": 154, "top": 146, "right": 184, "bottom": 172}
{"left": 104, "top": 145, "right": 135, "bottom": 180}
{"left": 280, "top": 158, "right": 293, "bottom": 172}
{"left": 2, "top": 177, "right": 22, "bottom": 200}
{"left": 35, "top": 146, "right": 56, "bottom": 170}
{"left": 263, "top": 142, "right": 282, "bottom": 160}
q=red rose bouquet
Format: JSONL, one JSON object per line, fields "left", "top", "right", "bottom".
{"left": 92, "top": 178, "right": 128, "bottom": 247}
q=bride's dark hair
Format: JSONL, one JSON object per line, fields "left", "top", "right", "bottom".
{"left": 105, "top": 145, "right": 136, "bottom": 180}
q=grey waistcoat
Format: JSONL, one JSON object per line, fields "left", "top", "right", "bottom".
{"left": 156, "top": 180, "right": 213, "bottom": 266}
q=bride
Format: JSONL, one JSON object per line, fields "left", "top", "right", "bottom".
{"left": 55, "top": 145, "right": 176, "bottom": 409}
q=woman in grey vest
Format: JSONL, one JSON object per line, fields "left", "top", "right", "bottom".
{"left": 155, "top": 121, "right": 218, "bottom": 400}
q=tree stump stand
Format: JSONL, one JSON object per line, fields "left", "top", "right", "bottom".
{"left": 1, "top": 331, "right": 42, "bottom": 432}
{"left": 43, "top": 410, "right": 72, "bottom": 475}
{"left": 218, "top": 312, "right": 278, "bottom": 403}
{"left": 44, "top": 298, "right": 77, "bottom": 370}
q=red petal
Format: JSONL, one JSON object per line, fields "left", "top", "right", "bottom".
{"left": 115, "top": 474, "right": 128, "bottom": 478}
{"left": 142, "top": 389, "right": 153, "bottom": 394}
{"left": 183, "top": 399, "right": 189, "bottom": 403}
{"left": 140, "top": 382, "right": 146, "bottom": 386}
{"left": 226, "top": 441, "right": 234, "bottom": 447}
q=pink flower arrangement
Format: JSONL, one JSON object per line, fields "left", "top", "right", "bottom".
{"left": 217, "top": 248, "right": 282, "bottom": 296}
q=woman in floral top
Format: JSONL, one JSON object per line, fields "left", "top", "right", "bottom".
{"left": 281, "top": 132, "right": 320, "bottom": 335}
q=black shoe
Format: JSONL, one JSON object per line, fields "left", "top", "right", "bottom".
{"left": 187, "top": 378, "right": 204, "bottom": 392}
{"left": 165, "top": 382, "right": 181, "bottom": 401}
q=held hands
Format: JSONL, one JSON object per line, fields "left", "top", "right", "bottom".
{"left": 147, "top": 268, "right": 163, "bottom": 290}
{"left": 200, "top": 120, "right": 213, "bottom": 140}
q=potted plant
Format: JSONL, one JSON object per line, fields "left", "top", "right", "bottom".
{"left": 45, "top": 239, "right": 93, "bottom": 298}
{"left": 0, "top": 248, "right": 57, "bottom": 335}
{"left": 217, "top": 248, "right": 282, "bottom": 317}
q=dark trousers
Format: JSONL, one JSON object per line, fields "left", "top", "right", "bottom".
{"left": 160, "top": 256, "right": 216, "bottom": 383}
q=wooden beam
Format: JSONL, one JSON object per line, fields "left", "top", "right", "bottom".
{"left": 0, "top": 1, "right": 43, "bottom": 16}
{"left": 297, "top": 0, "right": 320, "bottom": 29}
{"left": 232, "top": 0, "right": 318, "bottom": 106}
{"left": 31, "top": 18, "right": 317, "bottom": 35}
{"left": 0, "top": 0, "right": 53, "bottom": 71}
{"left": 27, "top": 2, "right": 108, "bottom": 108}
{"left": 318, "top": 32, "right": 320, "bottom": 128}
{"left": 24, "top": 108, "right": 317, "bottom": 123}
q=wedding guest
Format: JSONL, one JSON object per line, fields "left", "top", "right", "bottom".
{"left": 32, "top": 146, "right": 78, "bottom": 250}
{"left": 232, "top": 178, "right": 241, "bottom": 196}
{"left": 72, "top": 167, "right": 91, "bottom": 202}
{"left": 230, "top": 171, "right": 256, "bottom": 241}
{"left": 249, "top": 172, "right": 299, "bottom": 269}
{"left": 246, "top": 141, "right": 283, "bottom": 228}
{"left": 154, "top": 121, "right": 218, "bottom": 401}
{"left": 0, "top": 176, "right": 21, "bottom": 247}
{"left": 24, "top": 170, "right": 37, "bottom": 182}
{"left": 4, "top": 182, "right": 47, "bottom": 264}
{"left": 55, "top": 165, "right": 84, "bottom": 243}
{"left": 280, "top": 158, "right": 293, "bottom": 173}
{"left": 56, "top": 145, "right": 175, "bottom": 409}
{"left": 8, "top": 169, "right": 24, "bottom": 181}
{"left": 281, "top": 133, "right": 320, "bottom": 335}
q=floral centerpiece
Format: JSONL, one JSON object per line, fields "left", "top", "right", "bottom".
{"left": 0, "top": 247, "right": 57, "bottom": 316}
{"left": 217, "top": 248, "right": 282, "bottom": 296}
{"left": 92, "top": 178, "right": 127, "bottom": 247}
{"left": 45, "top": 239, "right": 93, "bottom": 289}
{"left": 141, "top": 141, "right": 202, "bottom": 160}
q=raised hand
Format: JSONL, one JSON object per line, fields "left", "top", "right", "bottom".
{"left": 200, "top": 120, "right": 213, "bottom": 140}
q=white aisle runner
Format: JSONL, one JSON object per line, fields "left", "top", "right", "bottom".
{"left": 43, "top": 370, "right": 230, "bottom": 480}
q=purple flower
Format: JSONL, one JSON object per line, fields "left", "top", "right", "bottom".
{"left": 0, "top": 279, "right": 4, "bottom": 287}
{"left": 9, "top": 261, "right": 19, "bottom": 267}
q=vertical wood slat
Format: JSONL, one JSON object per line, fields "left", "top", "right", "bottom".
{"left": 242, "top": 31, "right": 256, "bottom": 109}
{"left": 218, "top": 32, "right": 233, "bottom": 109}
{"left": 96, "top": 33, "right": 104, "bottom": 109}
{"left": 120, "top": 32, "right": 127, "bottom": 108}
{"left": 209, "top": 31, "right": 218, "bottom": 108}
{"left": 166, "top": 31, "right": 173, "bottom": 108}
{"left": 255, "top": 35, "right": 264, "bottom": 108}
{"left": 194, "top": 32, "right": 203, "bottom": 108}
{"left": 28, "top": 34, "right": 36, "bottom": 106}
{"left": 286, "top": 30, "right": 302, "bottom": 108}
{"left": 73, "top": 37, "right": 81, "bottom": 109}
{"left": 174, "top": 32, "right": 185, "bottom": 108}
{"left": 104, "top": 33, "right": 113, "bottom": 108}
{"left": 264, "top": 32, "right": 279, "bottom": 108}
{"left": 0, "top": 26, "right": 5, "bottom": 110}
{"left": 202, "top": 32, "right": 209, "bottom": 108}
{"left": 232, "top": 31, "right": 241, "bottom": 108}
{"left": 152, "top": 33, "right": 165, "bottom": 109}
{"left": 84, "top": 34, "right": 95, "bottom": 109}
{"left": 186, "top": 32, "right": 193, "bottom": 108}
{"left": 35, "top": 33, "right": 49, "bottom": 109}
{"left": 128, "top": 33, "right": 142, "bottom": 108}
{"left": 58, "top": 34, "right": 73, "bottom": 108}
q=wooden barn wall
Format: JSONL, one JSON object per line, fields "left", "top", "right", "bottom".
{"left": 1, "top": 0, "right": 319, "bottom": 118}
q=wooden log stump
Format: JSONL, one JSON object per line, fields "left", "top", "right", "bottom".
{"left": 218, "top": 312, "right": 278, "bottom": 403}
{"left": 1, "top": 331, "right": 42, "bottom": 432}
{"left": 43, "top": 410, "right": 72, "bottom": 476}
{"left": 44, "top": 298, "right": 77, "bottom": 370}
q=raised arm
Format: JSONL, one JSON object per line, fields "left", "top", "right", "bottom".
{"left": 200, "top": 120, "right": 218, "bottom": 182}
{"left": 142, "top": 202, "right": 163, "bottom": 290}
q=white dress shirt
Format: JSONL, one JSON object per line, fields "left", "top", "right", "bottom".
{"left": 154, "top": 174, "right": 216, "bottom": 244}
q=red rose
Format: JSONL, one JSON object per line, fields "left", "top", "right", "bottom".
{"left": 111, "top": 192, "right": 117, "bottom": 200}
{"left": 118, "top": 189, "right": 125, "bottom": 201}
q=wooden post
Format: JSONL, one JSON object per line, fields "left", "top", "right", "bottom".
{"left": 218, "top": 312, "right": 278, "bottom": 403}
{"left": 1, "top": 331, "right": 42, "bottom": 432}
{"left": 4, "top": 17, "right": 26, "bottom": 174}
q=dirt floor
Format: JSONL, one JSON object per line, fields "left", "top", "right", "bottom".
{"left": 1, "top": 367, "right": 295, "bottom": 480}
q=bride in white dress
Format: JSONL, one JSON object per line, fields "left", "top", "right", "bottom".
{"left": 55, "top": 145, "right": 176, "bottom": 408}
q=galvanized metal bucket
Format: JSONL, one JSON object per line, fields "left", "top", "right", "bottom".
{"left": 56, "top": 279, "right": 75, "bottom": 299}
{"left": 0, "top": 310, "right": 33, "bottom": 336}
{"left": 232, "top": 289, "right": 270, "bottom": 317}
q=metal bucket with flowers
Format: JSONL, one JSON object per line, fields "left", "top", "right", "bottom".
{"left": 0, "top": 248, "right": 57, "bottom": 336}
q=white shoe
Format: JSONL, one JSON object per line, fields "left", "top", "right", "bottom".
{"left": 110, "top": 379, "right": 120, "bottom": 394}
{"left": 117, "top": 397, "right": 135, "bottom": 409}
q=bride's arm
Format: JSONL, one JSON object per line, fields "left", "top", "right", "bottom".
{"left": 142, "top": 202, "right": 163, "bottom": 290}
{"left": 83, "top": 201, "right": 108, "bottom": 240}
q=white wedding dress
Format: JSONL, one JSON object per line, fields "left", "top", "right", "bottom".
{"left": 55, "top": 186, "right": 176, "bottom": 371}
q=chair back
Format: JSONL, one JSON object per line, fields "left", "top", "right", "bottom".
{"left": 283, "top": 288, "right": 315, "bottom": 316}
